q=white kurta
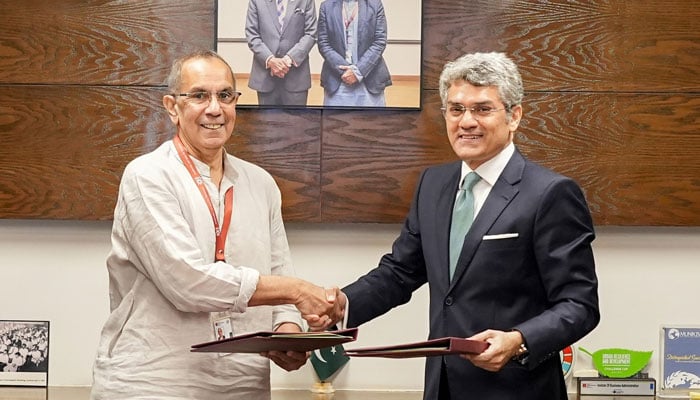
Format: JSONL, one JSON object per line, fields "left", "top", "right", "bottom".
{"left": 91, "top": 140, "right": 302, "bottom": 400}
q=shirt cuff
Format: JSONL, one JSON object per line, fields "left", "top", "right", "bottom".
{"left": 350, "top": 65, "right": 364, "bottom": 82}
{"left": 283, "top": 55, "right": 297, "bottom": 67}
{"left": 230, "top": 267, "right": 260, "bottom": 313}
{"left": 339, "top": 293, "right": 349, "bottom": 329}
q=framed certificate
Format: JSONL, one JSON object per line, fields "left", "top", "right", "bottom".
{"left": 660, "top": 325, "right": 700, "bottom": 393}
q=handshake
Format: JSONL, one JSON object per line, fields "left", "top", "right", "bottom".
{"left": 253, "top": 276, "right": 346, "bottom": 331}
{"left": 297, "top": 284, "right": 347, "bottom": 331}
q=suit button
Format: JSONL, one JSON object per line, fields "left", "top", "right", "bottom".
{"left": 445, "top": 297, "right": 453, "bottom": 306}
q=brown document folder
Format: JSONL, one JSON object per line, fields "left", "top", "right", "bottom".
{"left": 343, "top": 337, "right": 488, "bottom": 358}
{"left": 191, "top": 327, "right": 358, "bottom": 354}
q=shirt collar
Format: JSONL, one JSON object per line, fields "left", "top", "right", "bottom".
{"left": 459, "top": 142, "right": 515, "bottom": 187}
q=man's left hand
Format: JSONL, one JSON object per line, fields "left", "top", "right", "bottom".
{"left": 339, "top": 65, "right": 358, "bottom": 85}
{"left": 264, "top": 322, "right": 309, "bottom": 371}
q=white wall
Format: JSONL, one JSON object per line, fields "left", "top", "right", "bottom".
{"left": 0, "top": 220, "right": 699, "bottom": 391}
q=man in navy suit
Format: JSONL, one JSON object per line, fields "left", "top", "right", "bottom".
{"left": 317, "top": 0, "right": 392, "bottom": 106}
{"left": 332, "top": 52, "right": 600, "bottom": 399}
{"left": 245, "top": 0, "right": 317, "bottom": 106}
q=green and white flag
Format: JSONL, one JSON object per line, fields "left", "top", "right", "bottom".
{"left": 310, "top": 344, "right": 350, "bottom": 382}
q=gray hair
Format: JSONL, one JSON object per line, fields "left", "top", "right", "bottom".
{"left": 166, "top": 50, "right": 236, "bottom": 93}
{"left": 439, "top": 52, "right": 523, "bottom": 110}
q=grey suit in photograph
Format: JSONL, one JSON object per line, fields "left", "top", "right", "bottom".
{"left": 245, "top": 0, "right": 317, "bottom": 105}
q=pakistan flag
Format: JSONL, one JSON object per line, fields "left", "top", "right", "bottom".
{"left": 310, "top": 344, "right": 350, "bottom": 382}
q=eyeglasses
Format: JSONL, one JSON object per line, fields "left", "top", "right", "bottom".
{"left": 175, "top": 90, "right": 242, "bottom": 105}
{"left": 440, "top": 104, "right": 506, "bottom": 120}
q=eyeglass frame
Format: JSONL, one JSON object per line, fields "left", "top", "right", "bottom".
{"left": 440, "top": 103, "right": 511, "bottom": 121}
{"left": 173, "top": 90, "right": 242, "bottom": 105}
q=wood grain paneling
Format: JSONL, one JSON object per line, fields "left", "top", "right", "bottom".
{"left": 321, "top": 90, "right": 700, "bottom": 225}
{"left": 230, "top": 108, "right": 322, "bottom": 221}
{"left": 321, "top": 95, "right": 452, "bottom": 222}
{"left": 0, "top": 0, "right": 698, "bottom": 225}
{"left": 0, "top": 0, "right": 215, "bottom": 85}
{"left": 0, "top": 85, "right": 171, "bottom": 219}
{"left": 517, "top": 92, "right": 700, "bottom": 226}
{"left": 422, "top": 0, "right": 700, "bottom": 92}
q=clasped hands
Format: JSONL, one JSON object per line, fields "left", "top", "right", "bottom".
{"left": 338, "top": 65, "right": 359, "bottom": 86}
{"left": 269, "top": 55, "right": 293, "bottom": 78}
{"left": 294, "top": 283, "right": 346, "bottom": 331}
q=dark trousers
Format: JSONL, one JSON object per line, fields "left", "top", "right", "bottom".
{"left": 438, "top": 359, "right": 451, "bottom": 400}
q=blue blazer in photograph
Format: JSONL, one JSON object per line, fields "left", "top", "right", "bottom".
{"left": 317, "top": 0, "right": 392, "bottom": 95}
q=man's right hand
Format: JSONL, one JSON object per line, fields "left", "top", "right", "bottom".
{"left": 268, "top": 57, "right": 291, "bottom": 78}
{"left": 306, "top": 289, "right": 346, "bottom": 331}
{"left": 249, "top": 276, "right": 344, "bottom": 330}
{"left": 294, "top": 282, "right": 341, "bottom": 330}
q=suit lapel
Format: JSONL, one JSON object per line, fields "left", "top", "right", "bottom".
{"left": 265, "top": 0, "right": 283, "bottom": 32}
{"left": 331, "top": 0, "right": 345, "bottom": 49}
{"left": 357, "top": 0, "right": 367, "bottom": 45}
{"left": 449, "top": 151, "right": 525, "bottom": 288}
{"left": 280, "top": 0, "right": 298, "bottom": 34}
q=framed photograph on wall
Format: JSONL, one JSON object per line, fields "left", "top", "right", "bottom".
{"left": 0, "top": 320, "right": 49, "bottom": 387}
{"left": 217, "top": 0, "right": 422, "bottom": 109}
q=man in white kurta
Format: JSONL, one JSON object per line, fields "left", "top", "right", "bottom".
{"left": 91, "top": 141, "right": 298, "bottom": 399}
{"left": 91, "top": 51, "right": 335, "bottom": 400}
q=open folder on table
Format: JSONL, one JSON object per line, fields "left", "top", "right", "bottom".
{"left": 343, "top": 337, "right": 489, "bottom": 358}
{"left": 191, "top": 327, "right": 358, "bottom": 354}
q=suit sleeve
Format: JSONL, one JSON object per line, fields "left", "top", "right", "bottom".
{"left": 245, "top": 0, "right": 274, "bottom": 66}
{"left": 513, "top": 177, "right": 600, "bottom": 369}
{"left": 317, "top": 2, "right": 348, "bottom": 75}
{"left": 285, "top": 0, "right": 317, "bottom": 65}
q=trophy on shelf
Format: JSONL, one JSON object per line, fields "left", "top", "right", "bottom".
{"left": 576, "top": 346, "right": 656, "bottom": 397}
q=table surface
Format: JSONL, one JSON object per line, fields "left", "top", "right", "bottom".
{"left": 0, "top": 387, "right": 678, "bottom": 400}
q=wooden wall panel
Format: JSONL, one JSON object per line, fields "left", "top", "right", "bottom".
{"left": 230, "top": 109, "right": 322, "bottom": 222}
{"left": 321, "top": 90, "right": 700, "bottom": 226}
{"left": 0, "top": 0, "right": 215, "bottom": 85}
{"left": 0, "top": 0, "right": 698, "bottom": 225}
{"left": 321, "top": 95, "right": 450, "bottom": 222}
{"left": 0, "top": 85, "right": 170, "bottom": 219}
{"left": 517, "top": 92, "right": 700, "bottom": 226}
{"left": 422, "top": 1, "right": 700, "bottom": 92}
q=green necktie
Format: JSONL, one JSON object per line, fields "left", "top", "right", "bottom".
{"left": 449, "top": 172, "right": 481, "bottom": 281}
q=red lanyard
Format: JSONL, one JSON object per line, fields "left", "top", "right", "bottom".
{"left": 173, "top": 135, "right": 233, "bottom": 262}
{"left": 342, "top": 2, "right": 358, "bottom": 29}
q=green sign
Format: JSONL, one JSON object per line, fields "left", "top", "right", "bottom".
{"left": 579, "top": 347, "right": 653, "bottom": 378}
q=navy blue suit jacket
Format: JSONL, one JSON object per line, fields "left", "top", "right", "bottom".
{"left": 343, "top": 149, "right": 600, "bottom": 400}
